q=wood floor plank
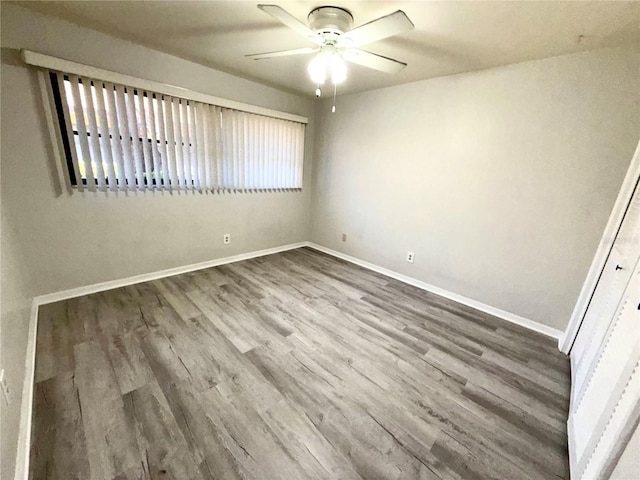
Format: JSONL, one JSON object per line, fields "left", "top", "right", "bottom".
{"left": 106, "top": 330, "right": 154, "bottom": 395}
{"left": 122, "top": 380, "right": 204, "bottom": 478}
{"left": 154, "top": 379, "right": 251, "bottom": 480}
{"left": 260, "top": 398, "right": 365, "bottom": 480}
{"left": 73, "top": 341, "right": 143, "bottom": 480}
{"left": 30, "top": 247, "right": 571, "bottom": 480}
{"left": 34, "top": 302, "right": 76, "bottom": 383}
{"left": 29, "top": 372, "right": 89, "bottom": 480}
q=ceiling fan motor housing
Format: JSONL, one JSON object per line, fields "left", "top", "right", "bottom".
{"left": 308, "top": 6, "right": 354, "bottom": 36}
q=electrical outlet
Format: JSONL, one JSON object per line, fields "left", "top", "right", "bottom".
{"left": 223, "top": 233, "right": 231, "bottom": 245}
{"left": 341, "top": 233, "right": 347, "bottom": 242}
{"left": 406, "top": 251, "right": 415, "bottom": 263}
{"left": 0, "top": 369, "right": 9, "bottom": 405}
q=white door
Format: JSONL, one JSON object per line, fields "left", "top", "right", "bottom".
{"left": 568, "top": 182, "right": 640, "bottom": 479}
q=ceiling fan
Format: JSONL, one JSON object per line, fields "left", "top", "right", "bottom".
{"left": 246, "top": 4, "right": 414, "bottom": 98}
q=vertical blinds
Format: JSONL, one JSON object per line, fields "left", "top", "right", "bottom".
{"left": 50, "top": 71, "right": 305, "bottom": 192}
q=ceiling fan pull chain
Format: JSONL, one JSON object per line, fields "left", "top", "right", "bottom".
{"left": 332, "top": 83, "right": 337, "bottom": 113}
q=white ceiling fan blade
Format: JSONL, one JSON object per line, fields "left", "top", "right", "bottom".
{"left": 246, "top": 47, "right": 319, "bottom": 60}
{"left": 343, "top": 49, "right": 407, "bottom": 74}
{"left": 339, "top": 10, "right": 414, "bottom": 48}
{"left": 257, "top": 5, "right": 321, "bottom": 44}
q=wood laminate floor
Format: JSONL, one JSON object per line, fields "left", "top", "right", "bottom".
{"left": 30, "top": 247, "right": 570, "bottom": 480}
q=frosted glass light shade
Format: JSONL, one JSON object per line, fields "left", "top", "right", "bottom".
{"left": 331, "top": 55, "right": 347, "bottom": 84}
{"left": 308, "top": 55, "right": 327, "bottom": 84}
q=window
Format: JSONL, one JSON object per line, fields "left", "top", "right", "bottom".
{"left": 48, "top": 71, "right": 305, "bottom": 192}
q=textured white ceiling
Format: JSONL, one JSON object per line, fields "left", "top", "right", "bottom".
{"left": 17, "top": 1, "right": 640, "bottom": 97}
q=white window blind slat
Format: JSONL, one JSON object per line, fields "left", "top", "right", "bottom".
{"left": 251, "top": 114, "right": 258, "bottom": 190}
{"left": 244, "top": 113, "right": 251, "bottom": 190}
{"left": 283, "top": 122, "right": 289, "bottom": 189}
{"left": 152, "top": 94, "right": 170, "bottom": 189}
{"left": 68, "top": 75, "right": 96, "bottom": 191}
{"left": 238, "top": 111, "right": 245, "bottom": 190}
{"left": 266, "top": 119, "right": 274, "bottom": 190}
{"left": 284, "top": 121, "right": 291, "bottom": 189}
{"left": 230, "top": 110, "right": 239, "bottom": 190}
{"left": 250, "top": 114, "right": 258, "bottom": 190}
{"left": 278, "top": 121, "right": 285, "bottom": 189}
{"left": 48, "top": 71, "right": 304, "bottom": 193}
{"left": 171, "top": 98, "right": 186, "bottom": 188}
{"left": 286, "top": 122, "right": 293, "bottom": 189}
{"left": 201, "top": 104, "right": 212, "bottom": 189}
{"left": 104, "top": 82, "right": 127, "bottom": 189}
{"left": 296, "top": 123, "right": 304, "bottom": 187}
{"left": 271, "top": 119, "right": 277, "bottom": 189}
{"left": 188, "top": 101, "right": 199, "bottom": 190}
{"left": 92, "top": 79, "right": 117, "bottom": 191}
{"left": 259, "top": 117, "right": 266, "bottom": 190}
{"left": 114, "top": 84, "right": 136, "bottom": 189}
{"left": 179, "top": 100, "right": 193, "bottom": 188}
{"left": 143, "top": 93, "right": 161, "bottom": 188}
{"left": 194, "top": 103, "right": 205, "bottom": 191}
{"left": 182, "top": 100, "right": 193, "bottom": 189}
{"left": 133, "top": 91, "right": 152, "bottom": 188}
{"left": 277, "top": 120, "right": 284, "bottom": 188}
{"left": 291, "top": 124, "right": 297, "bottom": 188}
{"left": 272, "top": 119, "right": 279, "bottom": 189}
{"left": 123, "top": 86, "right": 145, "bottom": 189}
{"left": 213, "top": 106, "right": 224, "bottom": 190}
{"left": 57, "top": 73, "right": 85, "bottom": 192}
{"left": 273, "top": 120, "right": 280, "bottom": 189}
{"left": 193, "top": 103, "right": 202, "bottom": 189}
{"left": 224, "top": 109, "right": 235, "bottom": 190}
{"left": 82, "top": 77, "right": 107, "bottom": 191}
{"left": 175, "top": 98, "right": 187, "bottom": 190}
{"left": 188, "top": 102, "right": 196, "bottom": 190}
{"left": 163, "top": 97, "right": 184, "bottom": 189}
{"left": 220, "top": 110, "right": 229, "bottom": 189}
{"left": 240, "top": 111, "right": 246, "bottom": 190}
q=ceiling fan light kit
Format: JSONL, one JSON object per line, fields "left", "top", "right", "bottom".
{"left": 247, "top": 4, "right": 414, "bottom": 110}
{"left": 308, "top": 46, "right": 348, "bottom": 85}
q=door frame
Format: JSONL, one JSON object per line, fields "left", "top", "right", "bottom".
{"left": 559, "top": 140, "right": 640, "bottom": 354}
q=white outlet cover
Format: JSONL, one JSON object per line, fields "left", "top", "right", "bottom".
{"left": 406, "top": 251, "right": 415, "bottom": 263}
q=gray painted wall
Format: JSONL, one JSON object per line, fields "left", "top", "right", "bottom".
{"left": 0, "top": 3, "right": 314, "bottom": 477}
{"left": 310, "top": 45, "right": 640, "bottom": 331}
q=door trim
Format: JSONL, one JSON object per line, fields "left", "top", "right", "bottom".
{"left": 559, "top": 140, "right": 640, "bottom": 353}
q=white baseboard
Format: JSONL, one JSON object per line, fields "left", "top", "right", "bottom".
{"left": 304, "top": 242, "right": 563, "bottom": 341}
{"left": 33, "top": 242, "right": 307, "bottom": 306}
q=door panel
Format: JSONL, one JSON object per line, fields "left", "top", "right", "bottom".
{"left": 571, "top": 245, "right": 632, "bottom": 402}
{"left": 568, "top": 183, "right": 640, "bottom": 479}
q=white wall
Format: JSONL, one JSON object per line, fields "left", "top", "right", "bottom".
{"left": 0, "top": 3, "right": 314, "bottom": 477}
{"left": 311, "top": 45, "right": 640, "bottom": 331}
